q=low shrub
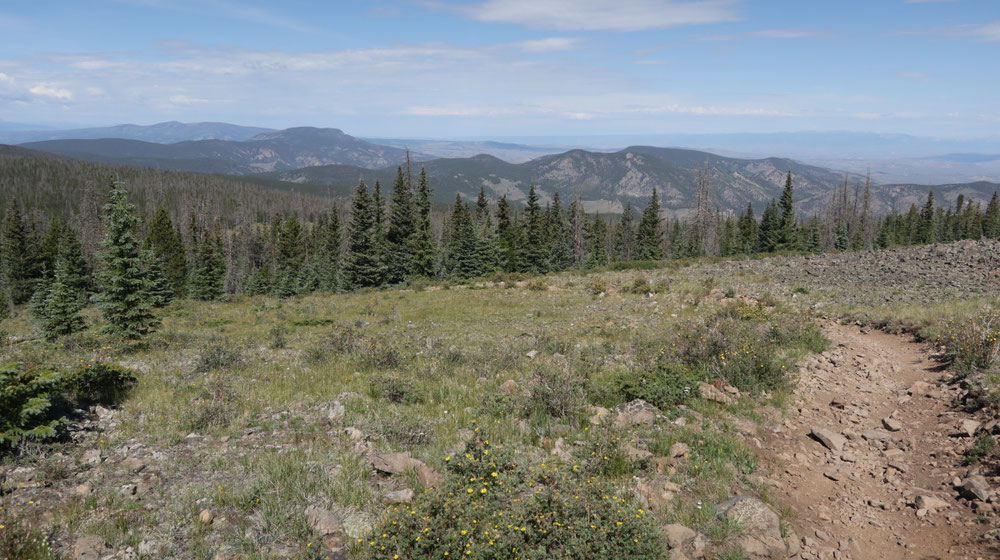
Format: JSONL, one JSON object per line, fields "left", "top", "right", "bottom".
{"left": 0, "top": 519, "right": 57, "bottom": 560}
{"left": 369, "top": 375, "right": 426, "bottom": 405}
{"left": 964, "top": 434, "right": 997, "bottom": 465}
{"left": 594, "top": 364, "right": 703, "bottom": 411}
{"left": 936, "top": 305, "right": 1000, "bottom": 375}
{"left": 587, "top": 278, "right": 607, "bottom": 295}
{"left": 194, "top": 340, "right": 245, "bottom": 373}
{"left": 527, "top": 367, "right": 585, "bottom": 418}
{"left": 360, "top": 434, "right": 665, "bottom": 560}
{"left": 63, "top": 362, "right": 137, "bottom": 405}
{"left": 526, "top": 278, "right": 548, "bottom": 291}
{"left": 0, "top": 363, "right": 63, "bottom": 447}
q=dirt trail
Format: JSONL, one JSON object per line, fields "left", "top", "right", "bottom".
{"left": 761, "top": 322, "right": 997, "bottom": 560}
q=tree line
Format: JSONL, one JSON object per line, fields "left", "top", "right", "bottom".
{"left": 2, "top": 165, "right": 999, "bottom": 341}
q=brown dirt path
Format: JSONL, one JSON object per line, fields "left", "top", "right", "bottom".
{"left": 759, "top": 321, "right": 997, "bottom": 560}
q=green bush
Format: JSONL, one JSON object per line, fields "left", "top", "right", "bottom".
{"left": 360, "top": 433, "right": 665, "bottom": 560}
{"left": 964, "top": 434, "right": 997, "bottom": 465}
{"left": 596, "top": 364, "right": 703, "bottom": 411}
{"left": 936, "top": 305, "right": 1000, "bottom": 374}
{"left": 63, "top": 362, "right": 137, "bottom": 405}
{"left": 0, "top": 519, "right": 57, "bottom": 560}
{"left": 0, "top": 363, "right": 63, "bottom": 446}
{"left": 369, "top": 375, "right": 426, "bottom": 404}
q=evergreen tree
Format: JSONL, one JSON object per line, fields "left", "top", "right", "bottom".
{"left": 613, "top": 202, "right": 636, "bottom": 261}
{"left": 58, "top": 226, "right": 92, "bottom": 301}
{"left": 875, "top": 220, "right": 892, "bottom": 249}
{"left": 804, "top": 217, "right": 823, "bottom": 253}
{"left": 412, "top": 168, "right": 437, "bottom": 277}
{"left": 473, "top": 188, "right": 500, "bottom": 274}
{"left": 736, "top": 203, "right": 758, "bottom": 254}
{"left": 96, "top": 181, "right": 160, "bottom": 339}
{"left": 523, "top": 185, "right": 548, "bottom": 273}
{"left": 40, "top": 218, "right": 65, "bottom": 274}
{"left": 984, "top": 192, "right": 1000, "bottom": 239}
{"left": 189, "top": 230, "right": 224, "bottom": 300}
{"left": 274, "top": 215, "right": 304, "bottom": 297}
{"left": 146, "top": 207, "right": 187, "bottom": 296}
{"left": 2, "top": 201, "right": 43, "bottom": 304}
{"left": 567, "top": 198, "right": 586, "bottom": 267}
{"left": 385, "top": 166, "right": 416, "bottom": 284}
{"left": 668, "top": 219, "right": 685, "bottom": 259}
{"left": 318, "top": 208, "right": 341, "bottom": 291}
{"left": 635, "top": 189, "right": 663, "bottom": 260}
{"left": 444, "top": 195, "right": 480, "bottom": 278}
{"left": 918, "top": 191, "right": 936, "bottom": 244}
{"left": 35, "top": 247, "right": 87, "bottom": 340}
{"left": 141, "top": 249, "right": 173, "bottom": 307}
{"left": 344, "top": 180, "right": 385, "bottom": 289}
{"left": 757, "top": 199, "right": 780, "bottom": 253}
{"left": 545, "top": 192, "right": 573, "bottom": 270}
{"left": 776, "top": 172, "right": 797, "bottom": 250}
{"left": 834, "top": 222, "right": 850, "bottom": 251}
{"left": 496, "top": 195, "right": 523, "bottom": 273}
{"left": 584, "top": 213, "right": 608, "bottom": 268}
{"left": 718, "top": 216, "right": 737, "bottom": 257}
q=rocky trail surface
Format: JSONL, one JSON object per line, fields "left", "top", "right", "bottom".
{"left": 762, "top": 321, "right": 1000, "bottom": 559}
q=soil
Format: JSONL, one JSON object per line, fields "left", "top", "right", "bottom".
{"left": 761, "top": 321, "right": 1000, "bottom": 560}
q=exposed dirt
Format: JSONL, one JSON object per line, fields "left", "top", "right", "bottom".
{"left": 761, "top": 321, "right": 999, "bottom": 559}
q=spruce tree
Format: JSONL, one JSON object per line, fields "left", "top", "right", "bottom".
{"left": 40, "top": 218, "right": 65, "bottom": 274}
{"left": 584, "top": 214, "right": 609, "bottom": 268}
{"left": 545, "top": 192, "right": 573, "bottom": 270}
{"left": 141, "top": 249, "right": 173, "bottom": 307}
{"left": 668, "top": 219, "right": 684, "bottom": 259}
{"left": 344, "top": 180, "right": 385, "bottom": 289}
{"left": 523, "top": 185, "right": 548, "bottom": 273}
{"left": 918, "top": 191, "right": 936, "bottom": 244}
{"left": 2, "top": 201, "right": 43, "bottom": 304}
{"left": 444, "top": 195, "right": 480, "bottom": 278}
{"left": 776, "top": 172, "right": 797, "bottom": 250}
{"left": 496, "top": 195, "right": 522, "bottom": 273}
{"left": 96, "top": 181, "right": 159, "bottom": 339}
{"left": 146, "top": 208, "right": 187, "bottom": 297}
{"left": 385, "top": 166, "right": 416, "bottom": 284}
{"left": 318, "top": 208, "right": 341, "bottom": 291}
{"left": 58, "top": 226, "right": 92, "bottom": 301}
{"left": 757, "top": 199, "right": 780, "bottom": 253}
{"left": 984, "top": 192, "right": 1000, "bottom": 239}
{"left": 613, "top": 202, "right": 636, "bottom": 261}
{"left": 473, "top": 188, "right": 500, "bottom": 274}
{"left": 635, "top": 189, "right": 663, "bottom": 260}
{"left": 37, "top": 248, "right": 87, "bottom": 340}
{"left": 189, "top": 230, "right": 224, "bottom": 300}
{"left": 274, "top": 215, "right": 304, "bottom": 297}
{"left": 737, "top": 203, "right": 758, "bottom": 254}
{"left": 412, "top": 168, "right": 437, "bottom": 277}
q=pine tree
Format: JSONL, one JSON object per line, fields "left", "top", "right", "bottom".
{"left": 444, "top": 195, "right": 481, "bottom": 278}
{"left": 496, "top": 195, "right": 523, "bottom": 273}
{"left": 96, "top": 181, "right": 160, "bottom": 339}
{"left": 142, "top": 249, "right": 173, "bottom": 307}
{"left": 473, "top": 188, "right": 500, "bottom": 274}
{"left": 59, "top": 226, "right": 92, "bottom": 301}
{"left": 2, "top": 201, "right": 43, "bottom": 304}
{"left": 668, "top": 219, "right": 685, "bottom": 259}
{"left": 737, "top": 203, "right": 758, "bottom": 254}
{"left": 36, "top": 247, "right": 87, "bottom": 340}
{"left": 545, "top": 192, "right": 573, "bottom": 270}
{"left": 719, "top": 216, "right": 737, "bottom": 257}
{"left": 613, "top": 202, "right": 637, "bottom": 261}
{"left": 984, "top": 192, "right": 1000, "bottom": 239}
{"left": 344, "top": 180, "right": 385, "bottom": 289}
{"left": 318, "top": 208, "right": 341, "bottom": 291}
{"left": 776, "top": 172, "right": 797, "bottom": 250}
{"left": 584, "top": 214, "right": 609, "bottom": 268}
{"left": 412, "top": 168, "right": 437, "bottom": 277}
{"left": 635, "top": 189, "right": 663, "bottom": 260}
{"left": 567, "top": 198, "right": 586, "bottom": 267}
{"left": 385, "top": 166, "right": 416, "bottom": 284}
{"left": 803, "top": 217, "right": 822, "bottom": 253}
{"left": 523, "top": 185, "right": 548, "bottom": 273}
{"left": 274, "top": 215, "right": 304, "bottom": 297}
{"left": 40, "top": 218, "right": 65, "bottom": 274}
{"left": 189, "top": 230, "right": 224, "bottom": 300}
{"left": 146, "top": 207, "right": 187, "bottom": 297}
{"left": 757, "top": 199, "right": 780, "bottom": 253}
{"left": 918, "top": 191, "right": 936, "bottom": 244}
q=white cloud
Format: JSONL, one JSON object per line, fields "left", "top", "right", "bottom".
{"left": 703, "top": 29, "right": 826, "bottom": 41}
{"left": 29, "top": 84, "right": 73, "bottom": 100}
{"left": 510, "top": 37, "right": 582, "bottom": 53}
{"left": 457, "top": 0, "right": 739, "bottom": 32}
{"left": 898, "top": 20, "right": 1000, "bottom": 42}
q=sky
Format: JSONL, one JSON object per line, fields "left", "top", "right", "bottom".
{"left": 0, "top": 0, "right": 998, "bottom": 138}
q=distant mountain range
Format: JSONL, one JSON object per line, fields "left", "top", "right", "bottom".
{"left": 10, "top": 123, "right": 1000, "bottom": 216}
{"left": 0, "top": 121, "right": 274, "bottom": 144}
{"left": 22, "top": 127, "right": 433, "bottom": 173}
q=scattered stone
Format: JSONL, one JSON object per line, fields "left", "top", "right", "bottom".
{"left": 384, "top": 488, "right": 415, "bottom": 504}
{"left": 73, "top": 535, "right": 107, "bottom": 560}
{"left": 587, "top": 405, "right": 611, "bottom": 425}
{"left": 633, "top": 476, "right": 680, "bottom": 511}
{"left": 81, "top": 449, "right": 102, "bottom": 466}
{"left": 960, "top": 475, "right": 990, "bottom": 501}
{"left": 961, "top": 419, "right": 981, "bottom": 437}
{"left": 416, "top": 465, "right": 444, "bottom": 488}
{"left": 74, "top": 482, "right": 94, "bottom": 496}
{"left": 861, "top": 429, "right": 890, "bottom": 441}
{"left": 697, "top": 382, "right": 734, "bottom": 405}
{"left": 663, "top": 523, "right": 707, "bottom": 557}
{"left": 371, "top": 452, "right": 422, "bottom": 475}
{"left": 198, "top": 509, "right": 215, "bottom": 525}
{"left": 915, "top": 495, "right": 950, "bottom": 510}
{"left": 327, "top": 401, "right": 345, "bottom": 423}
{"left": 908, "top": 381, "right": 932, "bottom": 397}
{"left": 342, "top": 513, "right": 374, "bottom": 539}
{"left": 881, "top": 417, "right": 903, "bottom": 432}
{"left": 499, "top": 380, "right": 518, "bottom": 395}
{"left": 525, "top": 350, "right": 540, "bottom": 359}
{"left": 625, "top": 445, "right": 653, "bottom": 461}
{"left": 715, "top": 496, "right": 786, "bottom": 559}
{"left": 305, "top": 505, "right": 342, "bottom": 536}
{"left": 829, "top": 397, "right": 846, "bottom": 409}
{"left": 122, "top": 457, "right": 148, "bottom": 473}
{"left": 669, "top": 442, "right": 690, "bottom": 458}
{"left": 810, "top": 428, "right": 846, "bottom": 452}
{"left": 612, "top": 399, "right": 660, "bottom": 426}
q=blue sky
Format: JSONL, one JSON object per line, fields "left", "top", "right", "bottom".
{"left": 0, "top": 0, "right": 997, "bottom": 138}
